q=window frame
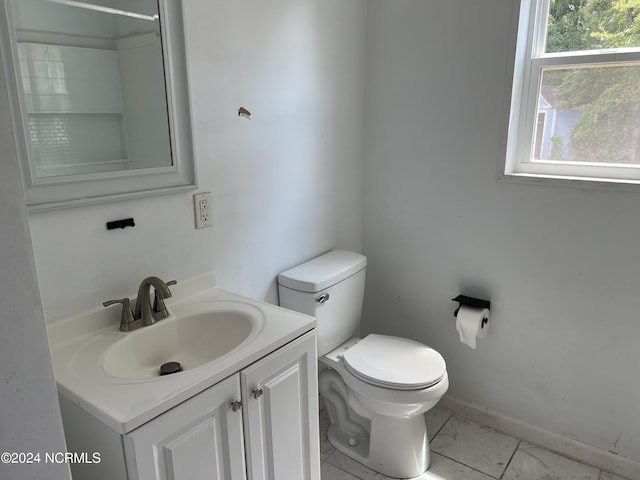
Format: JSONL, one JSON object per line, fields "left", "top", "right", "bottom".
{"left": 504, "top": 0, "right": 640, "bottom": 187}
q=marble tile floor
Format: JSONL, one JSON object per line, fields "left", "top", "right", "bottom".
{"left": 319, "top": 405, "right": 631, "bottom": 480}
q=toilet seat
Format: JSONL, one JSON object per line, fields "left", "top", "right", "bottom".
{"left": 342, "top": 334, "right": 446, "bottom": 391}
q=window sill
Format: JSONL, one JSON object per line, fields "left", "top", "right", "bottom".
{"left": 498, "top": 171, "right": 640, "bottom": 193}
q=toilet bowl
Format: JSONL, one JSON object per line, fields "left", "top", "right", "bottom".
{"left": 278, "top": 250, "right": 449, "bottom": 479}
{"left": 319, "top": 336, "right": 448, "bottom": 478}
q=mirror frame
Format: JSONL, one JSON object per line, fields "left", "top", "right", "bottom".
{"left": 0, "top": 0, "right": 197, "bottom": 211}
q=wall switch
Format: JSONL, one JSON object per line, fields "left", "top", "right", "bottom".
{"left": 193, "top": 192, "right": 213, "bottom": 229}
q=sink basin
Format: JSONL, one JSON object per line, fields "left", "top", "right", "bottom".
{"left": 102, "top": 304, "right": 261, "bottom": 379}
{"left": 49, "top": 279, "right": 316, "bottom": 433}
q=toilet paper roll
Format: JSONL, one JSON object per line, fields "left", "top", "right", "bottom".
{"left": 455, "top": 305, "right": 489, "bottom": 349}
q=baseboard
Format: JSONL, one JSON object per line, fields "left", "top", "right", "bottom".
{"left": 442, "top": 396, "right": 640, "bottom": 480}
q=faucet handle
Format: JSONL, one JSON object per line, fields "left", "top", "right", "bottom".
{"left": 103, "top": 298, "right": 138, "bottom": 332}
{"left": 153, "top": 280, "right": 176, "bottom": 318}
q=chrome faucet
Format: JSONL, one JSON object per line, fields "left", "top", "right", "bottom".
{"left": 103, "top": 277, "right": 176, "bottom": 332}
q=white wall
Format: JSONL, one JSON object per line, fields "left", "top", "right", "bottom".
{"left": 28, "top": 0, "right": 367, "bottom": 322}
{"left": 0, "top": 44, "right": 70, "bottom": 480}
{"left": 362, "top": 0, "right": 640, "bottom": 463}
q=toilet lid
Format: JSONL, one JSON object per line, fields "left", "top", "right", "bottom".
{"left": 342, "top": 334, "right": 446, "bottom": 390}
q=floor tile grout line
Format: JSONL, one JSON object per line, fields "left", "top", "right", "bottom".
{"left": 430, "top": 412, "right": 518, "bottom": 479}
{"left": 429, "top": 410, "right": 453, "bottom": 441}
{"left": 498, "top": 440, "right": 521, "bottom": 479}
{"left": 432, "top": 450, "right": 501, "bottom": 479}
{"left": 324, "top": 459, "right": 363, "bottom": 480}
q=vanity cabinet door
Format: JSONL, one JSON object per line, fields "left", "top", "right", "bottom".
{"left": 241, "top": 330, "right": 320, "bottom": 480}
{"left": 123, "top": 374, "right": 246, "bottom": 480}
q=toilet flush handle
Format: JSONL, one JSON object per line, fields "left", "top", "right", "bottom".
{"left": 316, "top": 293, "right": 330, "bottom": 304}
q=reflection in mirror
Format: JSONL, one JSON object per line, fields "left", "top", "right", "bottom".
{"left": 0, "top": 0, "right": 195, "bottom": 210}
{"left": 11, "top": 0, "right": 172, "bottom": 178}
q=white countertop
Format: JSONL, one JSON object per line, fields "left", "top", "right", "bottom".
{"left": 47, "top": 274, "right": 316, "bottom": 434}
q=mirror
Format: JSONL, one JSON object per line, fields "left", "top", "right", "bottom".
{"left": 0, "top": 0, "right": 196, "bottom": 210}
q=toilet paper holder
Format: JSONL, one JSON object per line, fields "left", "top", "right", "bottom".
{"left": 452, "top": 295, "right": 490, "bottom": 326}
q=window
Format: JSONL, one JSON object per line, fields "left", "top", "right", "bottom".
{"left": 505, "top": 0, "right": 640, "bottom": 185}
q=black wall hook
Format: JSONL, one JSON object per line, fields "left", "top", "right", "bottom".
{"left": 106, "top": 218, "right": 135, "bottom": 230}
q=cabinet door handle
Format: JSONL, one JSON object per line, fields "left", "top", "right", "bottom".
{"left": 230, "top": 400, "right": 243, "bottom": 412}
{"left": 253, "top": 387, "right": 264, "bottom": 400}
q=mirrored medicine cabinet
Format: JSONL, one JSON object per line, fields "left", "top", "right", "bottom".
{"left": 0, "top": 0, "right": 196, "bottom": 211}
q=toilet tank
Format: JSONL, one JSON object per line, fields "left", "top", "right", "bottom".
{"left": 278, "top": 250, "right": 367, "bottom": 356}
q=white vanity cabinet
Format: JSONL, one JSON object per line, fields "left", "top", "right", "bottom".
{"left": 121, "top": 330, "right": 319, "bottom": 480}
{"left": 241, "top": 329, "right": 320, "bottom": 480}
{"left": 123, "top": 374, "right": 246, "bottom": 480}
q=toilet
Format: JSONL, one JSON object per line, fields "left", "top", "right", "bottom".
{"left": 278, "top": 249, "right": 448, "bottom": 479}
